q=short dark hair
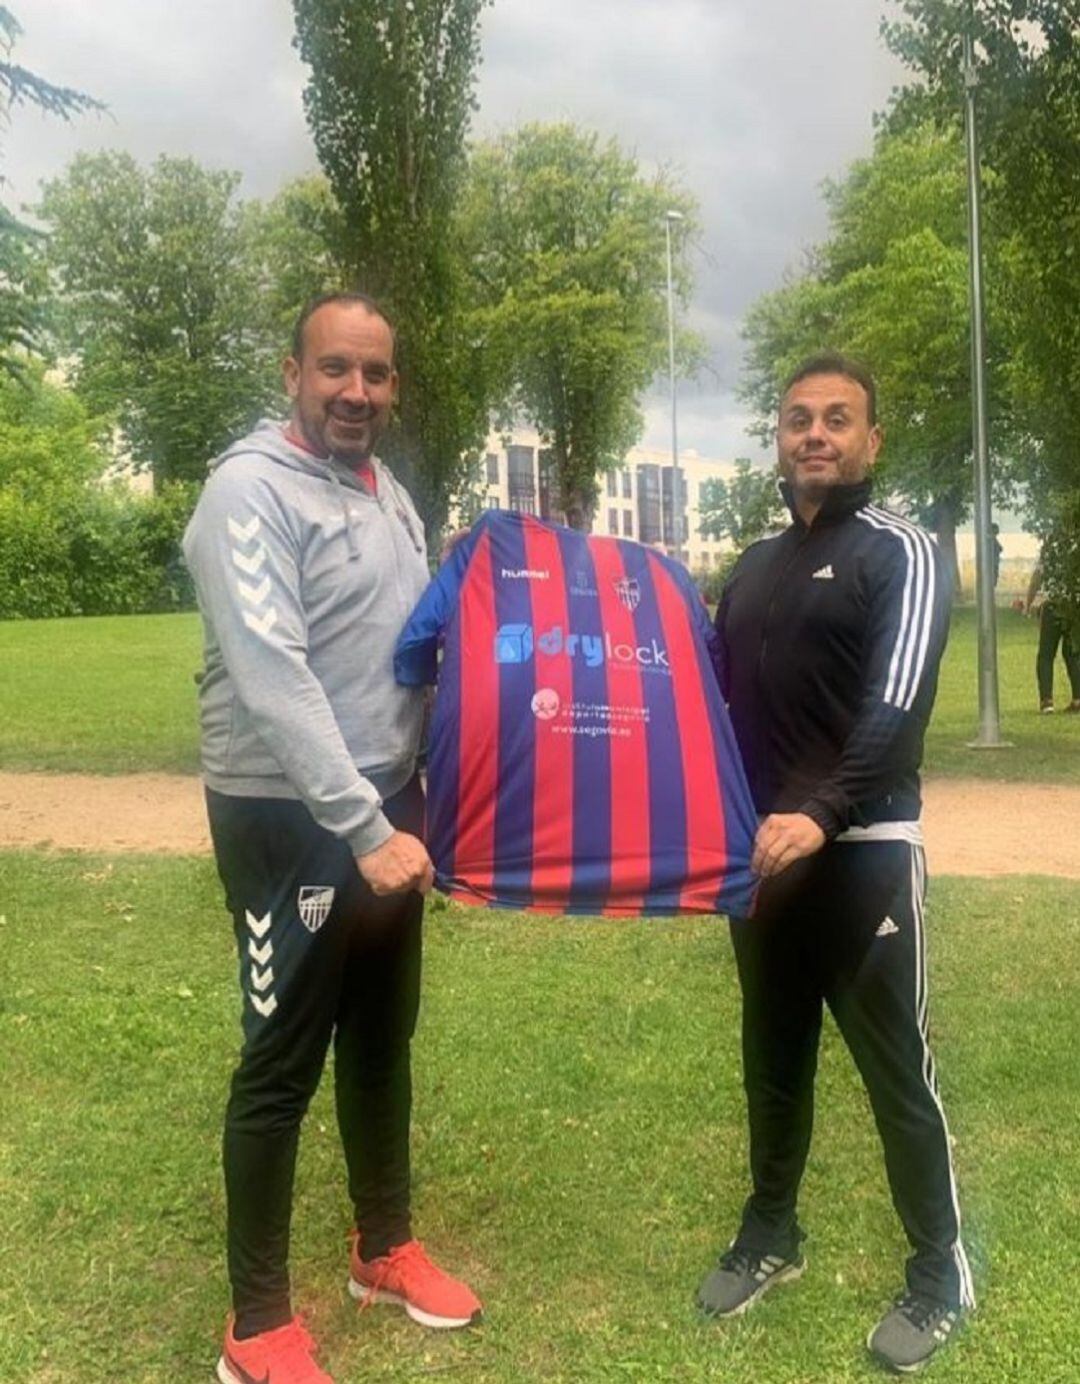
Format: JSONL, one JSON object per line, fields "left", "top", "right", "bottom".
{"left": 780, "top": 352, "right": 877, "bottom": 427}
{"left": 290, "top": 291, "right": 395, "bottom": 362}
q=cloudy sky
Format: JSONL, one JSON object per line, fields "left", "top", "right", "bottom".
{"left": 7, "top": 0, "right": 909, "bottom": 461}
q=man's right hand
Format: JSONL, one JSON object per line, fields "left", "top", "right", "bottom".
{"left": 356, "top": 831, "right": 435, "bottom": 896}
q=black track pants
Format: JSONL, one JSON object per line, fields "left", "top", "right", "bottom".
{"left": 207, "top": 776, "right": 424, "bottom": 1337}
{"left": 729, "top": 839, "right": 975, "bottom": 1309}
{"left": 1036, "top": 603, "right": 1080, "bottom": 704}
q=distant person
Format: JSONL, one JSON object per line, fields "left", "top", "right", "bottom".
{"left": 990, "top": 522, "right": 1003, "bottom": 590}
{"left": 704, "top": 353, "right": 974, "bottom": 1375}
{"left": 184, "top": 292, "right": 480, "bottom": 1384}
{"left": 1025, "top": 561, "right": 1080, "bottom": 714}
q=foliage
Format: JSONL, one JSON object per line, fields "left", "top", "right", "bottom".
{"left": 38, "top": 152, "right": 282, "bottom": 487}
{"left": 292, "top": 0, "right": 492, "bottom": 537}
{"left": 462, "top": 123, "right": 701, "bottom": 529}
{"left": 250, "top": 174, "right": 351, "bottom": 346}
{"left": 697, "top": 458, "right": 783, "bottom": 551}
{"left": 0, "top": 7, "right": 103, "bottom": 375}
{"left": 0, "top": 480, "right": 197, "bottom": 620}
{"left": 0, "top": 362, "right": 110, "bottom": 493}
{"left": 881, "top": 1, "right": 1080, "bottom": 628}
{"left": 3, "top": 847, "right": 1080, "bottom": 1380}
{"left": 739, "top": 121, "right": 1016, "bottom": 577}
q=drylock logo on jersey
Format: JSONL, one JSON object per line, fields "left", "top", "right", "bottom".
{"left": 494, "top": 623, "right": 668, "bottom": 670}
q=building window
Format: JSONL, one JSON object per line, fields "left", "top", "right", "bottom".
{"left": 485, "top": 452, "right": 499, "bottom": 484}
{"left": 621, "top": 469, "right": 632, "bottom": 499}
{"left": 538, "top": 448, "right": 556, "bottom": 520}
{"left": 606, "top": 471, "right": 617, "bottom": 498}
{"left": 636, "top": 464, "right": 662, "bottom": 544}
{"left": 622, "top": 509, "right": 633, "bottom": 537}
{"left": 608, "top": 507, "right": 619, "bottom": 535}
{"left": 506, "top": 444, "right": 536, "bottom": 513}
{"left": 485, "top": 496, "right": 500, "bottom": 510}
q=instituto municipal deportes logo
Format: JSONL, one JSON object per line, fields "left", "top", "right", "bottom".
{"left": 531, "top": 688, "right": 560, "bottom": 720}
{"left": 494, "top": 623, "right": 668, "bottom": 670}
{"left": 298, "top": 885, "right": 335, "bottom": 933}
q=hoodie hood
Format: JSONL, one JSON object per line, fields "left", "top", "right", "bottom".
{"left": 209, "top": 418, "right": 423, "bottom": 559}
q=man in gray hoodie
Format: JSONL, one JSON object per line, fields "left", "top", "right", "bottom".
{"left": 184, "top": 293, "right": 481, "bottom": 1384}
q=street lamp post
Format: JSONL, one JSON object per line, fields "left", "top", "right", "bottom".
{"left": 665, "top": 209, "right": 684, "bottom": 562}
{"left": 962, "top": 23, "right": 1008, "bottom": 748}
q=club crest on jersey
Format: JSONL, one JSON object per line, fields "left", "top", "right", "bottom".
{"left": 614, "top": 577, "right": 641, "bottom": 612}
{"left": 297, "top": 885, "right": 335, "bottom": 933}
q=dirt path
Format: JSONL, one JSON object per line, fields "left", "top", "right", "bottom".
{"left": 0, "top": 771, "right": 1077, "bottom": 878}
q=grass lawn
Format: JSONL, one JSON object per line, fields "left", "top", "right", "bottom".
{"left": 0, "top": 612, "right": 203, "bottom": 774}
{"left": 0, "top": 605, "right": 1077, "bottom": 782}
{"left": 1, "top": 851, "right": 1078, "bottom": 1382}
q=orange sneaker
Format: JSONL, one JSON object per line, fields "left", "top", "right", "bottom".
{"left": 216, "top": 1314, "right": 333, "bottom": 1384}
{"left": 348, "top": 1235, "right": 482, "bottom": 1329}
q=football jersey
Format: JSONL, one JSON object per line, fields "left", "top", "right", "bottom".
{"left": 394, "top": 510, "right": 758, "bottom": 917}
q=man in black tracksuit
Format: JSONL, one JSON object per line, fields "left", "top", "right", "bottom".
{"left": 698, "top": 354, "right": 974, "bottom": 1375}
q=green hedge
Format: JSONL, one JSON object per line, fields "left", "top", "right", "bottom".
{"left": 0, "top": 482, "right": 198, "bottom": 619}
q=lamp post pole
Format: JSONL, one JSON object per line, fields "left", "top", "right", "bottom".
{"left": 962, "top": 21, "right": 1007, "bottom": 748}
{"left": 665, "top": 209, "right": 685, "bottom": 561}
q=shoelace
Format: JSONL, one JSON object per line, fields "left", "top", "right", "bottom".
{"left": 258, "top": 1317, "right": 322, "bottom": 1384}
{"left": 355, "top": 1238, "right": 440, "bottom": 1311}
{"left": 717, "top": 1246, "right": 760, "bottom": 1276}
{"left": 896, "top": 1294, "right": 949, "bottom": 1332}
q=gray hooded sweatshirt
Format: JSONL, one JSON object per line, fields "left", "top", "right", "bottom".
{"left": 182, "top": 419, "right": 430, "bottom": 856}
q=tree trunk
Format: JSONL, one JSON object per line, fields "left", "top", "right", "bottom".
{"left": 934, "top": 503, "right": 961, "bottom": 596}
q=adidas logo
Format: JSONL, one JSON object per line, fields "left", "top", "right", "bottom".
{"left": 812, "top": 564, "right": 835, "bottom": 580}
{"left": 876, "top": 916, "right": 900, "bottom": 937}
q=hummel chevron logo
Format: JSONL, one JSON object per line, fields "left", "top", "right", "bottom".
{"left": 237, "top": 575, "right": 272, "bottom": 606}
{"left": 250, "top": 964, "right": 275, "bottom": 993}
{"left": 228, "top": 515, "right": 261, "bottom": 543}
{"left": 231, "top": 545, "right": 268, "bottom": 577}
{"left": 876, "top": 916, "right": 900, "bottom": 937}
{"left": 251, "top": 992, "right": 278, "bottom": 1019}
{"left": 812, "top": 564, "right": 835, "bottom": 580}
{"left": 245, "top": 909, "right": 271, "bottom": 939}
{"left": 247, "top": 938, "right": 272, "bottom": 966}
{"left": 242, "top": 608, "right": 278, "bottom": 636}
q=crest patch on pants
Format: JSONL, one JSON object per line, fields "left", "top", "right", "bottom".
{"left": 297, "top": 885, "right": 335, "bottom": 933}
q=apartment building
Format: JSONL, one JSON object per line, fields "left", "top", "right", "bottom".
{"left": 475, "top": 429, "right": 739, "bottom": 570}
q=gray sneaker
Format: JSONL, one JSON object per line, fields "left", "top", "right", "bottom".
{"left": 867, "top": 1294, "right": 961, "bottom": 1374}
{"left": 696, "top": 1245, "right": 806, "bottom": 1318}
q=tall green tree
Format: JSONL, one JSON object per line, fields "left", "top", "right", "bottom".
{"left": 883, "top": 0, "right": 1080, "bottom": 618}
{"left": 462, "top": 123, "right": 700, "bottom": 530}
{"left": 740, "top": 120, "right": 1016, "bottom": 581}
{"left": 0, "top": 7, "right": 102, "bottom": 373}
{"left": 39, "top": 153, "right": 281, "bottom": 487}
{"left": 292, "top": 0, "right": 492, "bottom": 536}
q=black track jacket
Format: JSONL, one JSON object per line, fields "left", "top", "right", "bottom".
{"left": 713, "top": 480, "right": 951, "bottom": 840}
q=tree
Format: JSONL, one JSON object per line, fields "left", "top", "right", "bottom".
{"left": 698, "top": 459, "right": 783, "bottom": 551}
{"left": 461, "top": 123, "right": 701, "bottom": 530}
{"left": 0, "top": 7, "right": 102, "bottom": 373}
{"left": 292, "top": 0, "right": 492, "bottom": 537}
{"left": 38, "top": 153, "right": 282, "bottom": 487}
{"left": 882, "top": 0, "right": 1080, "bottom": 608}
{"left": 739, "top": 120, "right": 1016, "bottom": 582}
{"left": 0, "top": 362, "right": 109, "bottom": 495}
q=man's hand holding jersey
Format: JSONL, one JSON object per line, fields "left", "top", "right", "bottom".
{"left": 357, "top": 831, "right": 435, "bottom": 896}
{"left": 752, "top": 812, "right": 826, "bottom": 878}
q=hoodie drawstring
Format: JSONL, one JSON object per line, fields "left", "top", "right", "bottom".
{"left": 327, "top": 465, "right": 362, "bottom": 561}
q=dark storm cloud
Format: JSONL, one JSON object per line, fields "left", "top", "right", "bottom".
{"left": 7, "top": 0, "right": 907, "bottom": 457}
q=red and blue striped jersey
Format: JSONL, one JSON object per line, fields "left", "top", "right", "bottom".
{"left": 394, "top": 511, "right": 758, "bottom": 917}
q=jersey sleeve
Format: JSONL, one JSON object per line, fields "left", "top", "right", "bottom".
{"left": 183, "top": 461, "right": 393, "bottom": 857}
{"left": 394, "top": 521, "right": 484, "bottom": 686}
{"left": 799, "top": 524, "right": 952, "bottom": 838}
